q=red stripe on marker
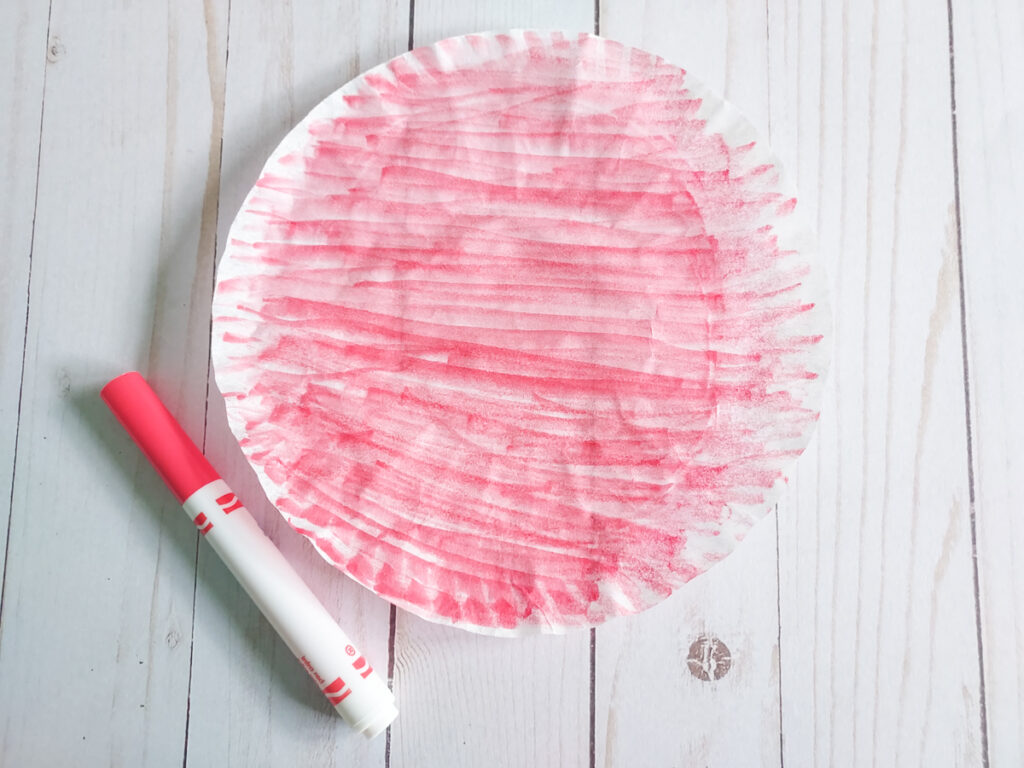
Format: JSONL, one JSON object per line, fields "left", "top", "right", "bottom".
{"left": 323, "top": 677, "right": 346, "bottom": 694}
{"left": 328, "top": 689, "right": 352, "bottom": 705}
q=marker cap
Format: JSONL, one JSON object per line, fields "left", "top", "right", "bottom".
{"left": 101, "top": 372, "right": 219, "bottom": 502}
{"left": 352, "top": 699, "right": 399, "bottom": 739}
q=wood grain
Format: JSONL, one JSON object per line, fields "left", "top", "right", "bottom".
{"left": 388, "top": 8, "right": 596, "bottom": 768}
{"left": 184, "top": 2, "right": 408, "bottom": 765}
{"left": 412, "top": 0, "right": 597, "bottom": 48}
{"left": 951, "top": 0, "right": 1024, "bottom": 763}
{"left": 595, "top": 3, "right": 784, "bottom": 765}
{"left": 0, "top": 0, "right": 226, "bottom": 763}
{"left": 0, "top": 0, "right": 50, "bottom": 603}
{"left": 770, "top": 0, "right": 984, "bottom": 764}
{"left": 390, "top": 617, "right": 590, "bottom": 768}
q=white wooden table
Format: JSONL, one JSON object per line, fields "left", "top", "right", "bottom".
{"left": 1, "top": 1, "right": 1019, "bottom": 765}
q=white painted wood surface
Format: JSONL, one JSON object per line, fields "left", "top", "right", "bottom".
{"left": 186, "top": 4, "right": 406, "bottom": 766}
{"left": 770, "top": 1, "right": 984, "bottom": 765}
{"left": 0, "top": 0, "right": 220, "bottom": 764}
{"left": 595, "top": 4, "right": 783, "bottom": 766}
{"left": 0, "top": 0, "right": 49, "bottom": 605}
{"left": 952, "top": 0, "right": 1024, "bottom": 763}
{"left": 0, "top": 1, "right": 1015, "bottom": 766}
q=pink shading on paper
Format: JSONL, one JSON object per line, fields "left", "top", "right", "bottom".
{"left": 212, "top": 31, "right": 830, "bottom": 634}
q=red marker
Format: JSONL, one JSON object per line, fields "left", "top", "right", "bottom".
{"left": 102, "top": 372, "right": 397, "bottom": 738}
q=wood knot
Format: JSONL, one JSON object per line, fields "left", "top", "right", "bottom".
{"left": 56, "top": 368, "right": 72, "bottom": 398}
{"left": 686, "top": 634, "right": 731, "bottom": 681}
{"left": 47, "top": 36, "right": 66, "bottom": 63}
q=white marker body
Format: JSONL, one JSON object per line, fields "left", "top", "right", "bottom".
{"left": 183, "top": 479, "right": 397, "bottom": 738}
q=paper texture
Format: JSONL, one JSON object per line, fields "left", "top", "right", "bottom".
{"left": 212, "top": 31, "right": 831, "bottom": 634}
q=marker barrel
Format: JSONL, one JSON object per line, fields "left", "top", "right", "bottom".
{"left": 102, "top": 372, "right": 396, "bottom": 738}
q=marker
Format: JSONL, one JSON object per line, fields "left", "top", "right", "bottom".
{"left": 101, "top": 371, "right": 397, "bottom": 738}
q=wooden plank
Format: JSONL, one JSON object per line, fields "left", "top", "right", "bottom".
{"left": 0, "top": 1, "right": 49, "bottom": 597}
{"left": 951, "top": 0, "right": 1024, "bottom": 763}
{"left": 595, "top": 521, "right": 783, "bottom": 767}
{"left": 0, "top": 0, "right": 228, "bottom": 764}
{"left": 390, "top": 618, "right": 590, "bottom": 768}
{"left": 0, "top": 2, "right": 1005, "bottom": 764}
{"left": 388, "top": 8, "right": 595, "bottom": 768}
{"left": 594, "top": 4, "right": 783, "bottom": 765}
{"left": 769, "top": 0, "right": 984, "bottom": 764}
{"left": 183, "top": 3, "right": 409, "bottom": 765}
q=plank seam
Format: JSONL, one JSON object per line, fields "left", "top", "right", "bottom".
{"left": 407, "top": 0, "right": 415, "bottom": 51}
{"left": 589, "top": 627, "right": 596, "bottom": 768}
{"left": 182, "top": 1, "right": 232, "bottom": 764}
{"left": 0, "top": 0, "right": 55, "bottom": 637}
{"left": 385, "top": 12, "right": 416, "bottom": 764}
{"left": 590, "top": 13, "right": 600, "bottom": 765}
{"left": 384, "top": 604, "right": 397, "bottom": 768}
{"left": 590, "top": 13, "right": 599, "bottom": 766}
{"left": 944, "top": 1, "right": 989, "bottom": 765}
{"left": 776, "top": 508, "right": 785, "bottom": 767}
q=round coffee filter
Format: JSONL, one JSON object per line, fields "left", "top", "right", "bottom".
{"left": 212, "top": 31, "right": 830, "bottom": 635}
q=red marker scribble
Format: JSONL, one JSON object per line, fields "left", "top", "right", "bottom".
{"left": 212, "top": 32, "right": 828, "bottom": 633}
